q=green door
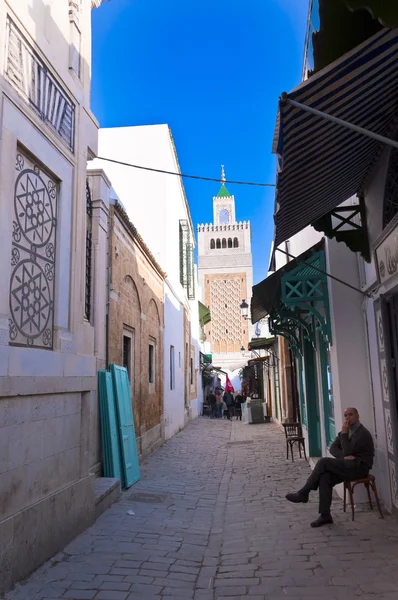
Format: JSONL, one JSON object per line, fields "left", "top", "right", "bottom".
{"left": 303, "top": 337, "right": 322, "bottom": 456}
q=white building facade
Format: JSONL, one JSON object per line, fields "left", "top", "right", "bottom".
{"left": 92, "top": 124, "right": 203, "bottom": 440}
{"left": 253, "top": 25, "right": 398, "bottom": 515}
{"left": 198, "top": 170, "right": 253, "bottom": 373}
{"left": 0, "top": 0, "right": 106, "bottom": 593}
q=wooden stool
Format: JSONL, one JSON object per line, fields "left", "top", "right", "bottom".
{"left": 343, "top": 475, "right": 384, "bottom": 521}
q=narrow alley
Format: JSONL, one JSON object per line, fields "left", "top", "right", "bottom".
{"left": 5, "top": 419, "right": 398, "bottom": 600}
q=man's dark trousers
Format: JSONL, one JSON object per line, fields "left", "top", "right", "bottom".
{"left": 300, "top": 457, "right": 369, "bottom": 515}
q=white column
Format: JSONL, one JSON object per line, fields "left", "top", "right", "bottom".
{"left": 87, "top": 168, "right": 111, "bottom": 370}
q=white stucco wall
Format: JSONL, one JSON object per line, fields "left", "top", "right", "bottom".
{"left": 92, "top": 125, "right": 201, "bottom": 435}
{"left": 92, "top": 125, "right": 195, "bottom": 290}
{"left": 358, "top": 147, "right": 398, "bottom": 510}
{"left": 163, "top": 282, "right": 185, "bottom": 440}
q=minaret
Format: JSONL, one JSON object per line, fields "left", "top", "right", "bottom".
{"left": 197, "top": 166, "right": 253, "bottom": 371}
{"left": 213, "top": 165, "right": 236, "bottom": 225}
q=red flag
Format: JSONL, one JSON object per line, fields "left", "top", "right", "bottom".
{"left": 225, "top": 377, "right": 235, "bottom": 393}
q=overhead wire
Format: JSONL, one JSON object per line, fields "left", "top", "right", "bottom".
{"left": 275, "top": 247, "right": 371, "bottom": 297}
{"left": 96, "top": 156, "right": 276, "bottom": 188}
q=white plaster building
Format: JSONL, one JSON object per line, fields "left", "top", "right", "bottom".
{"left": 92, "top": 124, "right": 203, "bottom": 440}
{"left": 252, "top": 23, "right": 398, "bottom": 515}
{"left": 0, "top": 0, "right": 107, "bottom": 593}
{"left": 197, "top": 169, "right": 253, "bottom": 373}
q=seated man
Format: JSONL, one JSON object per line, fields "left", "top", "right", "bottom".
{"left": 285, "top": 407, "right": 374, "bottom": 528}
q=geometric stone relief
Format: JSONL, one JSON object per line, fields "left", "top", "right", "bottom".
{"left": 389, "top": 458, "right": 398, "bottom": 509}
{"left": 9, "top": 150, "right": 57, "bottom": 349}
{"left": 376, "top": 309, "right": 384, "bottom": 351}
{"left": 209, "top": 277, "right": 243, "bottom": 349}
{"left": 6, "top": 18, "right": 75, "bottom": 151}
{"left": 380, "top": 358, "right": 390, "bottom": 404}
{"left": 385, "top": 408, "right": 394, "bottom": 454}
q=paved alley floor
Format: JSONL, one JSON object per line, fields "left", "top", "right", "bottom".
{"left": 5, "top": 418, "right": 398, "bottom": 600}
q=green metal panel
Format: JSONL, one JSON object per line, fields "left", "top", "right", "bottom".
{"left": 111, "top": 364, "right": 140, "bottom": 488}
{"left": 98, "top": 370, "right": 123, "bottom": 485}
{"left": 303, "top": 337, "right": 322, "bottom": 456}
{"left": 297, "top": 354, "right": 307, "bottom": 426}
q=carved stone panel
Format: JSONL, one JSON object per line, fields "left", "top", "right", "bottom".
{"left": 5, "top": 18, "right": 75, "bottom": 151}
{"left": 9, "top": 151, "right": 57, "bottom": 349}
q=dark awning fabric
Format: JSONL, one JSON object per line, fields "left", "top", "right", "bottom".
{"left": 346, "top": 1, "right": 398, "bottom": 29}
{"left": 248, "top": 337, "right": 277, "bottom": 351}
{"left": 272, "top": 28, "right": 398, "bottom": 248}
{"left": 251, "top": 240, "right": 324, "bottom": 324}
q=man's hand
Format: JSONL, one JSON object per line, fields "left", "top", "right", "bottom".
{"left": 344, "top": 455, "right": 356, "bottom": 460}
{"left": 342, "top": 417, "right": 350, "bottom": 434}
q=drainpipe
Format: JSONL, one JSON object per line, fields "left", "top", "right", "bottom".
{"left": 105, "top": 209, "right": 112, "bottom": 370}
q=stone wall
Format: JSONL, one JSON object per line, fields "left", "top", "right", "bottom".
{"left": 109, "top": 206, "right": 165, "bottom": 458}
{"left": 0, "top": 2, "right": 104, "bottom": 592}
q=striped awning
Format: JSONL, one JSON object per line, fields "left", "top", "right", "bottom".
{"left": 273, "top": 28, "right": 398, "bottom": 248}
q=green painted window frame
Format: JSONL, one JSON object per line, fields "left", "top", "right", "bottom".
{"left": 318, "top": 333, "right": 335, "bottom": 446}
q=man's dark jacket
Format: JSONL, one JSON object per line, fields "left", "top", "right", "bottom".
{"left": 329, "top": 423, "right": 374, "bottom": 469}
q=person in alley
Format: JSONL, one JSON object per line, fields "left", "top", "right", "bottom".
{"left": 285, "top": 408, "right": 375, "bottom": 528}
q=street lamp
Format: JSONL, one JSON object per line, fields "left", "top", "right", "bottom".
{"left": 240, "top": 345, "right": 246, "bottom": 357}
{"left": 240, "top": 299, "right": 249, "bottom": 320}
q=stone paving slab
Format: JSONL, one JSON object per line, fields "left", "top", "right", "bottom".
{"left": 4, "top": 418, "right": 398, "bottom": 600}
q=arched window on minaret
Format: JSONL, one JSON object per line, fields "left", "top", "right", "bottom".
{"left": 233, "top": 237, "right": 239, "bottom": 248}
{"left": 228, "top": 238, "right": 232, "bottom": 248}
{"left": 222, "top": 238, "right": 227, "bottom": 248}
{"left": 216, "top": 238, "right": 221, "bottom": 249}
{"left": 210, "top": 239, "right": 215, "bottom": 249}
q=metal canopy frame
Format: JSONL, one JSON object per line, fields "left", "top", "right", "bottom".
{"left": 281, "top": 249, "right": 332, "bottom": 344}
{"left": 268, "top": 250, "right": 332, "bottom": 355}
{"left": 284, "top": 97, "right": 398, "bottom": 151}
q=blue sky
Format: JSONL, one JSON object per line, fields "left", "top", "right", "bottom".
{"left": 91, "top": 0, "right": 309, "bottom": 284}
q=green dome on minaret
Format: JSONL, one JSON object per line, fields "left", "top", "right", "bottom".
{"left": 216, "top": 165, "right": 231, "bottom": 197}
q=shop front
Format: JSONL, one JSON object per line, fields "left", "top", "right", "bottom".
{"left": 252, "top": 241, "right": 334, "bottom": 457}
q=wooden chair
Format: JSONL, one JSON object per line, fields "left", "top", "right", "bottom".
{"left": 282, "top": 422, "right": 307, "bottom": 462}
{"left": 343, "top": 474, "right": 384, "bottom": 521}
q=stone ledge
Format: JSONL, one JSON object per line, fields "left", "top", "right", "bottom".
{"left": 0, "top": 376, "right": 96, "bottom": 397}
{"left": 95, "top": 477, "right": 121, "bottom": 520}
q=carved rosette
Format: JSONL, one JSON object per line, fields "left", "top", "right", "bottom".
{"left": 9, "top": 151, "right": 57, "bottom": 349}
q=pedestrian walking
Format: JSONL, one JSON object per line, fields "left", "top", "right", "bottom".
{"left": 215, "top": 388, "right": 223, "bottom": 419}
{"left": 208, "top": 391, "right": 217, "bottom": 418}
{"left": 234, "top": 392, "right": 244, "bottom": 421}
{"left": 224, "top": 390, "right": 233, "bottom": 420}
{"left": 222, "top": 400, "right": 228, "bottom": 419}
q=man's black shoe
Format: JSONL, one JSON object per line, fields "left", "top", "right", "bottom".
{"left": 310, "top": 514, "right": 333, "bottom": 528}
{"left": 285, "top": 492, "right": 309, "bottom": 504}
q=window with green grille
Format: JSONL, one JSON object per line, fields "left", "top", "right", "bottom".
{"left": 179, "top": 219, "right": 195, "bottom": 299}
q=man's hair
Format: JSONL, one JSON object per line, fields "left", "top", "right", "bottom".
{"left": 346, "top": 407, "right": 359, "bottom": 415}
